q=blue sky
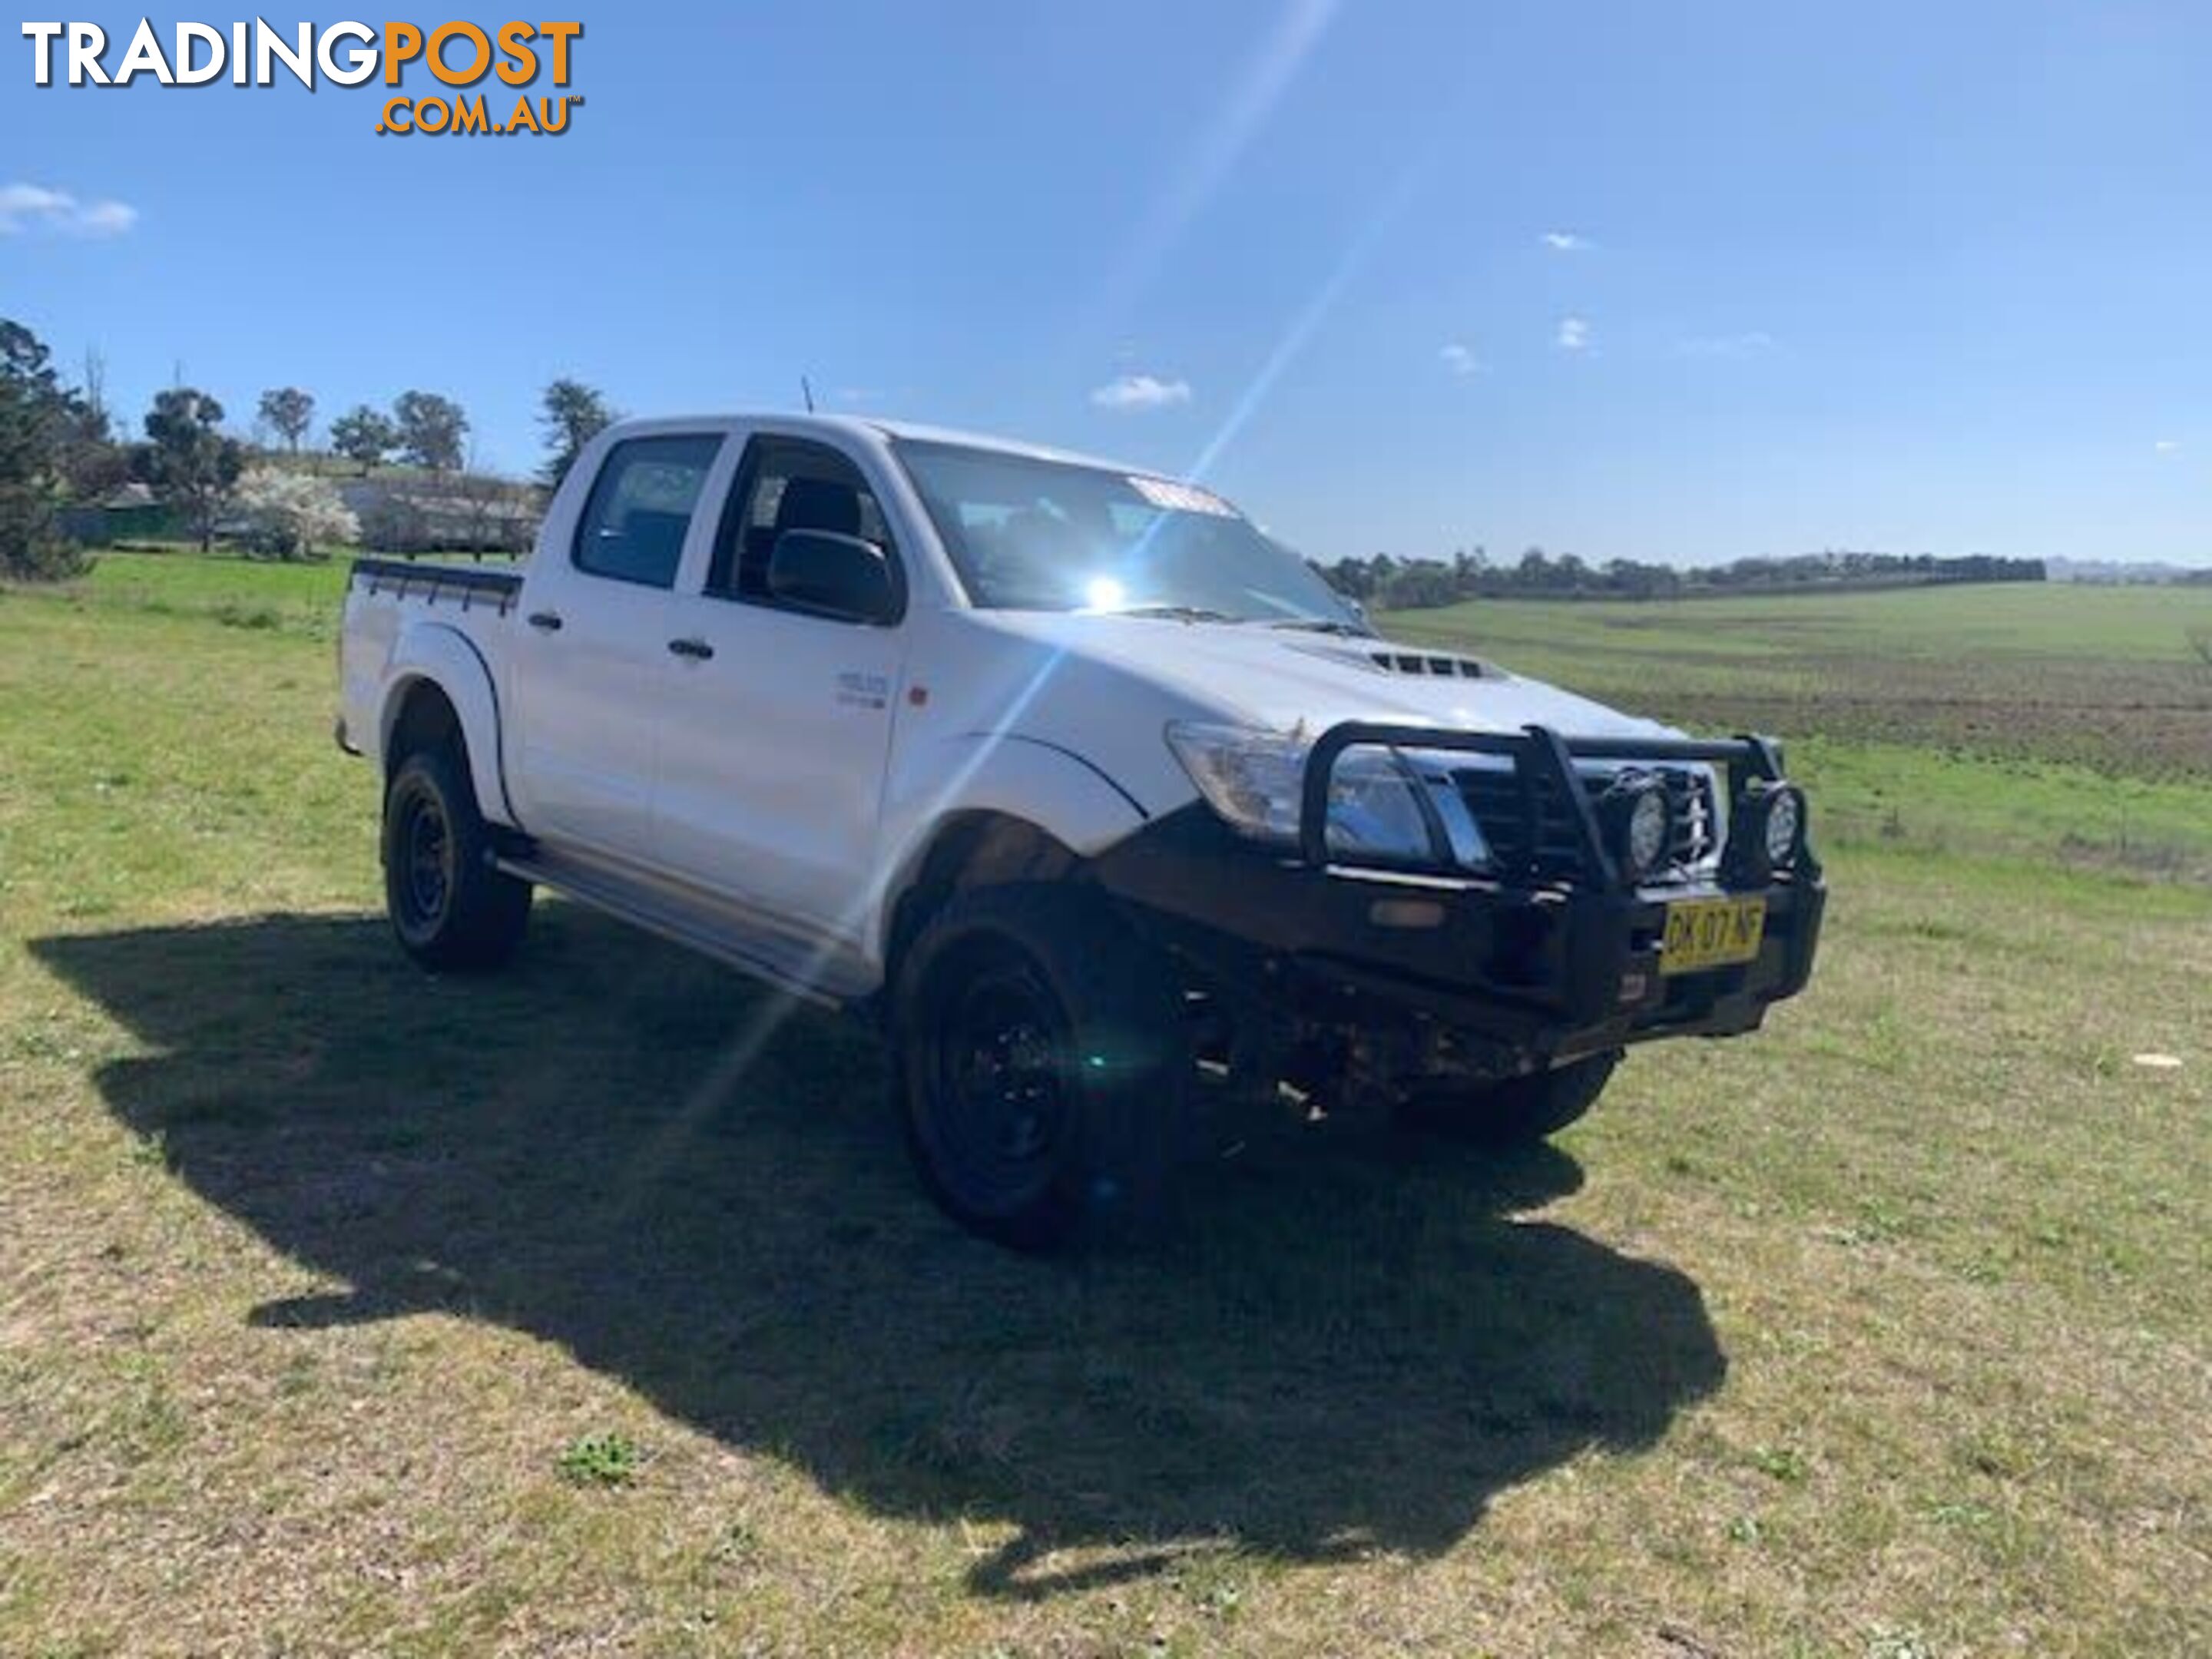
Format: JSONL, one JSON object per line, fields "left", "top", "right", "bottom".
{"left": 4, "top": 2, "right": 2207, "bottom": 566}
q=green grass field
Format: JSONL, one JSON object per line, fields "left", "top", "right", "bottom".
{"left": 2, "top": 554, "right": 2207, "bottom": 1656}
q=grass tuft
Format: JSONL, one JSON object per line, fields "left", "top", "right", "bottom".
{"left": 1747, "top": 1444, "right": 1810, "bottom": 1485}
{"left": 557, "top": 1432, "right": 644, "bottom": 1488}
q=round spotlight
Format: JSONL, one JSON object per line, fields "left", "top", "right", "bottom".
{"left": 1761, "top": 783, "right": 1806, "bottom": 869}
{"left": 1601, "top": 776, "right": 1673, "bottom": 882}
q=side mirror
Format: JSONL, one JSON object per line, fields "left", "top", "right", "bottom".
{"left": 767, "top": 529, "right": 896, "bottom": 624}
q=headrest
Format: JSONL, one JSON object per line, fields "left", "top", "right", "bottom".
{"left": 775, "top": 475, "right": 862, "bottom": 537}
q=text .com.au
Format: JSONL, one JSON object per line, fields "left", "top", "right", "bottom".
{"left": 20, "top": 19, "right": 584, "bottom": 137}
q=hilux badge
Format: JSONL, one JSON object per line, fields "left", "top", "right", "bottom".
{"left": 836, "top": 671, "right": 889, "bottom": 710}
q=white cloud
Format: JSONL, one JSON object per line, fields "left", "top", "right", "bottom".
{"left": 1541, "top": 230, "right": 1590, "bottom": 252}
{"left": 0, "top": 184, "right": 68, "bottom": 224}
{"left": 1677, "top": 330, "right": 1776, "bottom": 359}
{"left": 74, "top": 199, "right": 138, "bottom": 234}
{"left": 1091, "top": 373, "right": 1193, "bottom": 412}
{"left": 0, "top": 182, "right": 137, "bottom": 237}
{"left": 1439, "top": 343, "right": 1484, "bottom": 377}
{"left": 1555, "top": 316, "right": 1592, "bottom": 353}
{"left": 2154, "top": 439, "right": 2181, "bottom": 454}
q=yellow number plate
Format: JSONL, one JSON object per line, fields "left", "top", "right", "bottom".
{"left": 1660, "top": 896, "right": 1768, "bottom": 976}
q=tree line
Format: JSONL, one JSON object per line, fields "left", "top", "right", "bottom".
{"left": 4, "top": 313, "right": 2066, "bottom": 594}
{"left": 1316, "top": 547, "right": 2048, "bottom": 609}
{"left": 0, "top": 315, "right": 619, "bottom": 578}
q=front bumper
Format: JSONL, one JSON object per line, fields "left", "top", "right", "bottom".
{"left": 1091, "top": 721, "right": 1825, "bottom": 1074}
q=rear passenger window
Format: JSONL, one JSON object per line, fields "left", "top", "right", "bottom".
{"left": 572, "top": 434, "right": 723, "bottom": 588}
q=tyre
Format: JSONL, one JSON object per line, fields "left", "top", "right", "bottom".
{"left": 892, "top": 885, "right": 1187, "bottom": 1251}
{"left": 1399, "top": 1051, "right": 1621, "bottom": 1147}
{"left": 382, "top": 745, "right": 531, "bottom": 972}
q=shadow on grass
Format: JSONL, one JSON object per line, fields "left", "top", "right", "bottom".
{"left": 35, "top": 907, "right": 1724, "bottom": 1597}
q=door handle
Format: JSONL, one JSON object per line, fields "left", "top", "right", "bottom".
{"left": 526, "top": 611, "right": 564, "bottom": 632}
{"left": 667, "top": 637, "right": 715, "bottom": 661}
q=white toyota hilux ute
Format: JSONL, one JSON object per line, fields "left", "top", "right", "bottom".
{"left": 339, "top": 414, "right": 1824, "bottom": 1248}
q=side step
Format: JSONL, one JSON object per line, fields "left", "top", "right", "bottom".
{"left": 495, "top": 846, "right": 874, "bottom": 1008}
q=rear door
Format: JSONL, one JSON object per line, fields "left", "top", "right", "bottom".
{"left": 503, "top": 431, "right": 725, "bottom": 860}
{"left": 653, "top": 432, "right": 909, "bottom": 936}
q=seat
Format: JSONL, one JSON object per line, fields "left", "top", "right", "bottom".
{"left": 776, "top": 476, "right": 863, "bottom": 538}
{"left": 738, "top": 475, "right": 865, "bottom": 598}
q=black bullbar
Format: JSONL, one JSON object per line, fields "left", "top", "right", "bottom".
{"left": 1092, "top": 721, "right": 1826, "bottom": 1065}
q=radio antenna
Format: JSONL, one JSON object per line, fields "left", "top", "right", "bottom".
{"left": 800, "top": 376, "right": 816, "bottom": 413}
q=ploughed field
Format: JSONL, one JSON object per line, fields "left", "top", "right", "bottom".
{"left": 1389, "top": 583, "right": 2212, "bottom": 777}
{"left": 2, "top": 555, "right": 2207, "bottom": 1657}
{"left": 1390, "top": 584, "right": 2212, "bottom": 882}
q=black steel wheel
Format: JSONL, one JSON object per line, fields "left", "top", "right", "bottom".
{"left": 928, "top": 945, "right": 1077, "bottom": 1220}
{"left": 392, "top": 778, "right": 455, "bottom": 939}
{"left": 895, "top": 886, "right": 1186, "bottom": 1250}
{"left": 381, "top": 746, "right": 531, "bottom": 972}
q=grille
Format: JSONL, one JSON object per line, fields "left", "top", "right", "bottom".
{"left": 1449, "top": 763, "right": 1719, "bottom": 882}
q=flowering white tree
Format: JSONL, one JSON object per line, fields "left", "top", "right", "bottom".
{"left": 233, "top": 465, "right": 358, "bottom": 561}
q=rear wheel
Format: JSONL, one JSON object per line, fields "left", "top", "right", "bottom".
{"left": 894, "top": 886, "right": 1187, "bottom": 1250}
{"left": 382, "top": 747, "right": 531, "bottom": 972}
{"left": 1399, "top": 1051, "right": 1620, "bottom": 1146}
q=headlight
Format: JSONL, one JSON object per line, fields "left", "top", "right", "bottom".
{"left": 1598, "top": 773, "right": 1673, "bottom": 882}
{"left": 1163, "top": 722, "right": 1306, "bottom": 843}
{"left": 1164, "top": 723, "right": 1487, "bottom": 869}
{"left": 1323, "top": 749, "right": 1437, "bottom": 864}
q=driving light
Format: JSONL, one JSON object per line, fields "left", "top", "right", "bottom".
{"left": 1726, "top": 780, "right": 1809, "bottom": 883}
{"left": 1758, "top": 783, "right": 1806, "bottom": 869}
{"left": 1599, "top": 774, "right": 1673, "bottom": 882}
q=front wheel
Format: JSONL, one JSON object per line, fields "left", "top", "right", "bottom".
{"left": 1399, "top": 1051, "right": 1621, "bottom": 1147}
{"left": 382, "top": 747, "right": 531, "bottom": 972}
{"left": 893, "top": 886, "right": 1187, "bottom": 1251}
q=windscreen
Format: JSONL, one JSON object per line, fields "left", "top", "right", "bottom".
{"left": 896, "top": 440, "right": 1363, "bottom": 627}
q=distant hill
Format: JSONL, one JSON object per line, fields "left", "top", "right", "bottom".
{"left": 2048, "top": 557, "right": 2212, "bottom": 585}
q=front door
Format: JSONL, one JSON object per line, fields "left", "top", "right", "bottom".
{"left": 653, "top": 434, "right": 909, "bottom": 938}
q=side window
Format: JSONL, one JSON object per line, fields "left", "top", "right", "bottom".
{"left": 571, "top": 434, "right": 724, "bottom": 588}
{"left": 707, "top": 439, "right": 896, "bottom": 604}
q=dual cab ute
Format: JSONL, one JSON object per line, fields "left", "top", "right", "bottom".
{"left": 339, "top": 416, "right": 1823, "bottom": 1247}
